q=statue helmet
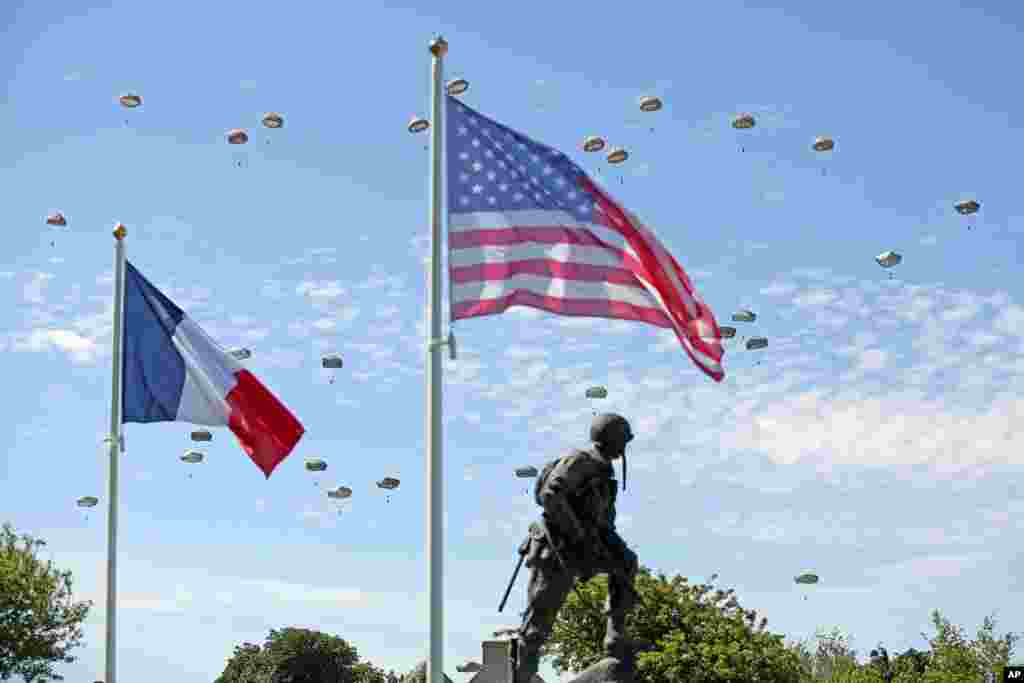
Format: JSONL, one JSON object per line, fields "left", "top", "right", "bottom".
{"left": 589, "top": 413, "right": 633, "bottom": 491}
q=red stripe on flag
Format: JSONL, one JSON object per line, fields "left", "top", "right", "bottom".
{"left": 225, "top": 370, "right": 305, "bottom": 478}
{"left": 450, "top": 225, "right": 624, "bottom": 253}
{"left": 578, "top": 177, "right": 724, "bottom": 381}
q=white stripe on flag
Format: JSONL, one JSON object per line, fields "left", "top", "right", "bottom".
{"left": 170, "top": 316, "right": 241, "bottom": 426}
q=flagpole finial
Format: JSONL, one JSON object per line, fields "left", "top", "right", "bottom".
{"left": 113, "top": 223, "right": 127, "bottom": 240}
{"left": 429, "top": 36, "right": 448, "bottom": 57}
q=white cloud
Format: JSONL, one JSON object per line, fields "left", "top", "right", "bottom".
{"left": 298, "top": 280, "right": 346, "bottom": 302}
{"left": 14, "top": 328, "right": 99, "bottom": 363}
{"left": 794, "top": 288, "right": 839, "bottom": 307}
{"left": 761, "top": 281, "right": 797, "bottom": 297}
{"left": 24, "top": 272, "right": 55, "bottom": 304}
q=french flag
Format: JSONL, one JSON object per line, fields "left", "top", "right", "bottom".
{"left": 121, "top": 261, "right": 304, "bottom": 477}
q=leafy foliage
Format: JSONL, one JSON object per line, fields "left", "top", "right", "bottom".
{"left": 543, "top": 566, "right": 804, "bottom": 682}
{"left": 0, "top": 523, "right": 92, "bottom": 682}
{"left": 788, "top": 611, "right": 1018, "bottom": 683}
{"left": 216, "top": 628, "right": 373, "bottom": 683}
{"left": 541, "top": 563, "right": 1018, "bottom": 683}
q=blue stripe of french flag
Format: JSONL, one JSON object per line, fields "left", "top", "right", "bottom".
{"left": 121, "top": 261, "right": 304, "bottom": 477}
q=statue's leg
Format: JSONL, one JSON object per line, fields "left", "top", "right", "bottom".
{"left": 600, "top": 536, "right": 639, "bottom": 658}
{"left": 515, "top": 561, "right": 574, "bottom": 683}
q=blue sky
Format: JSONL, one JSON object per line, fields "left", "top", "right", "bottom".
{"left": 2, "top": 0, "right": 1023, "bottom": 681}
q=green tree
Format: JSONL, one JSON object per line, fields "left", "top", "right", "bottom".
{"left": 350, "top": 661, "right": 389, "bottom": 683}
{"left": 543, "top": 566, "right": 805, "bottom": 683}
{"left": 216, "top": 628, "right": 373, "bottom": 683}
{"left": 0, "top": 523, "right": 91, "bottom": 682}
{"left": 216, "top": 642, "right": 271, "bottom": 683}
{"left": 921, "top": 610, "right": 1018, "bottom": 683}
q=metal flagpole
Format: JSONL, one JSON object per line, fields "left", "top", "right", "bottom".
{"left": 426, "top": 35, "right": 447, "bottom": 683}
{"left": 105, "top": 223, "right": 128, "bottom": 683}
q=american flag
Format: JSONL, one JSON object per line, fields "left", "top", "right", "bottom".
{"left": 445, "top": 96, "right": 725, "bottom": 381}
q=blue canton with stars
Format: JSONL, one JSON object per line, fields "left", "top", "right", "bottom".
{"left": 446, "top": 95, "right": 598, "bottom": 218}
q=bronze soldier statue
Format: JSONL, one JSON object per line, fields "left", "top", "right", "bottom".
{"left": 510, "top": 413, "right": 640, "bottom": 683}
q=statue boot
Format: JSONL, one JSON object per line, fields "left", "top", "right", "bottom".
{"left": 513, "top": 633, "right": 543, "bottom": 683}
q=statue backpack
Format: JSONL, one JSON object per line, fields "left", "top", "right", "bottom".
{"left": 533, "top": 457, "right": 560, "bottom": 507}
{"left": 533, "top": 450, "right": 588, "bottom": 507}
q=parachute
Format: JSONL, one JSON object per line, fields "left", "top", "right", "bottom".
{"left": 813, "top": 136, "right": 834, "bottom": 175}
{"left": 446, "top": 78, "right": 469, "bottom": 96}
{"left": 228, "top": 347, "right": 251, "bottom": 360}
{"left": 306, "top": 458, "right": 328, "bottom": 488}
{"left": 732, "top": 113, "right": 756, "bottom": 129}
{"left": 261, "top": 113, "right": 283, "bottom": 145}
{"left": 409, "top": 116, "right": 430, "bottom": 151}
{"left": 190, "top": 430, "right": 212, "bottom": 442}
{"left": 322, "top": 354, "right": 343, "bottom": 384}
{"left": 639, "top": 95, "right": 662, "bottom": 113}
{"left": 327, "top": 485, "right": 352, "bottom": 515}
{"left": 876, "top": 251, "right": 901, "bottom": 279}
{"left": 606, "top": 148, "right": 628, "bottom": 164}
{"left": 746, "top": 337, "right": 768, "bottom": 351}
{"left": 226, "top": 129, "right": 248, "bottom": 145}
{"left": 45, "top": 212, "right": 67, "bottom": 246}
{"left": 732, "top": 310, "right": 756, "bottom": 323}
{"left": 227, "top": 129, "right": 249, "bottom": 167}
{"left": 118, "top": 93, "right": 142, "bottom": 127}
{"left": 515, "top": 466, "right": 538, "bottom": 478}
{"left": 327, "top": 485, "right": 353, "bottom": 499}
{"left": 719, "top": 326, "right": 737, "bottom": 339}
{"left": 813, "top": 136, "right": 834, "bottom": 152}
{"left": 795, "top": 572, "right": 818, "bottom": 584}
{"left": 181, "top": 450, "right": 204, "bottom": 478}
{"left": 377, "top": 476, "right": 399, "bottom": 503}
{"left": 639, "top": 96, "right": 662, "bottom": 132}
{"left": 732, "top": 113, "right": 756, "bottom": 152}
{"left": 322, "top": 354, "right": 343, "bottom": 368}
{"left": 261, "top": 112, "right": 284, "bottom": 129}
{"left": 582, "top": 136, "right": 606, "bottom": 153}
{"left": 181, "top": 450, "right": 204, "bottom": 464}
{"left": 585, "top": 386, "right": 608, "bottom": 399}
{"left": 954, "top": 199, "right": 980, "bottom": 215}
{"left": 954, "top": 199, "right": 980, "bottom": 230}
{"left": 76, "top": 495, "right": 98, "bottom": 522}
